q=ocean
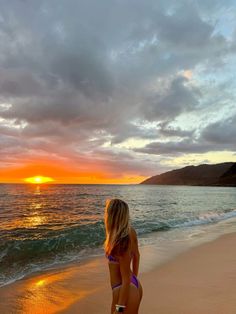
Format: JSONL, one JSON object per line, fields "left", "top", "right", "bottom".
{"left": 1, "top": 183, "right": 236, "bottom": 287}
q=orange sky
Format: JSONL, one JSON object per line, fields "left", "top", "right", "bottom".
{"left": 0, "top": 161, "right": 147, "bottom": 184}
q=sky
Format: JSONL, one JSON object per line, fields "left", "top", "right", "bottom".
{"left": 0, "top": 0, "right": 236, "bottom": 184}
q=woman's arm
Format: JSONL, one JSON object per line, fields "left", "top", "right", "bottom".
{"left": 116, "top": 249, "right": 131, "bottom": 308}
{"left": 131, "top": 227, "right": 140, "bottom": 277}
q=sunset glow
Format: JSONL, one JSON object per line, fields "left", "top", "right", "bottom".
{"left": 0, "top": 1, "right": 236, "bottom": 184}
{"left": 24, "top": 176, "right": 55, "bottom": 184}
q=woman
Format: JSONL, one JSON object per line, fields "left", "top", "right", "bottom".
{"left": 104, "top": 198, "right": 143, "bottom": 314}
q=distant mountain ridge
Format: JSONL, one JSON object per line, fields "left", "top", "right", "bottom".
{"left": 141, "top": 162, "right": 236, "bottom": 186}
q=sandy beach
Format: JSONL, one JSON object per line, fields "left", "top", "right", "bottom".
{"left": 0, "top": 232, "right": 236, "bottom": 314}
{"left": 141, "top": 231, "right": 236, "bottom": 314}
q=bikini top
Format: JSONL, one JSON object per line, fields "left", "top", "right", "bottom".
{"left": 106, "top": 254, "right": 119, "bottom": 264}
{"left": 106, "top": 251, "right": 134, "bottom": 264}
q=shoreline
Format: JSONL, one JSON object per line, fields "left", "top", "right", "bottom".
{"left": 2, "top": 213, "right": 235, "bottom": 289}
{"left": 0, "top": 231, "right": 236, "bottom": 313}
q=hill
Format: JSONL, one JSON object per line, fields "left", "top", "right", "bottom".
{"left": 141, "top": 162, "right": 236, "bottom": 186}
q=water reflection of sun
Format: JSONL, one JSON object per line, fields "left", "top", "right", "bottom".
{"left": 24, "top": 176, "right": 55, "bottom": 184}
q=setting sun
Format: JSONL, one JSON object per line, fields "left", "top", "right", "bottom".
{"left": 24, "top": 176, "right": 55, "bottom": 184}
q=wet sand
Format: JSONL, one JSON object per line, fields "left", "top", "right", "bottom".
{"left": 0, "top": 232, "right": 236, "bottom": 313}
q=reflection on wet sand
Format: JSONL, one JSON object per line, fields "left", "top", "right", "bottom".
{"left": 0, "top": 258, "right": 106, "bottom": 314}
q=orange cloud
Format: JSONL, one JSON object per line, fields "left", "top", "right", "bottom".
{"left": 182, "top": 70, "right": 193, "bottom": 79}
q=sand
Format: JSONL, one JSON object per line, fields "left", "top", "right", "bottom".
{"left": 0, "top": 232, "right": 236, "bottom": 314}
{"left": 141, "top": 232, "right": 236, "bottom": 314}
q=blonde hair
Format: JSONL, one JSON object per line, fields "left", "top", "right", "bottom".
{"left": 104, "top": 198, "right": 130, "bottom": 256}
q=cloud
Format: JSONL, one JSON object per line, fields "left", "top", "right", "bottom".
{"left": 134, "top": 112, "right": 236, "bottom": 156}
{"left": 133, "top": 138, "right": 235, "bottom": 156}
{"left": 201, "top": 114, "right": 236, "bottom": 144}
{"left": 134, "top": 139, "right": 204, "bottom": 155}
{"left": 140, "top": 75, "right": 201, "bottom": 122}
{"left": 0, "top": 0, "right": 236, "bottom": 180}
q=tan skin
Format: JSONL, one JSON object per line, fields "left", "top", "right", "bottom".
{"left": 108, "top": 227, "right": 143, "bottom": 314}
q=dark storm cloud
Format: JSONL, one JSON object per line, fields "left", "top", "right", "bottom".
{"left": 134, "top": 138, "right": 234, "bottom": 155}
{"left": 134, "top": 139, "right": 201, "bottom": 155}
{"left": 158, "top": 123, "right": 195, "bottom": 138}
{"left": 201, "top": 114, "right": 236, "bottom": 145}
{"left": 135, "top": 113, "right": 236, "bottom": 155}
{"left": 140, "top": 76, "right": 200, "bottom": 122}
{"left": 153, "top": 4, "right": 214, "bottom": 47}
{"left": 0, "top": 0, "right": 236, "bottom": 175}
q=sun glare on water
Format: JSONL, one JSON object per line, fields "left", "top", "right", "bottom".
{"left": 24, "top": 176, "right": 55, "bottom": 184}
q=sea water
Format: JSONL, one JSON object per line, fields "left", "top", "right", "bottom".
{"left": 1, "top": 183, "right": 236, "bottom": 286}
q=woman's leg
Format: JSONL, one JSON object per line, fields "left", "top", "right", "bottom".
{"left": 125, "top": 282, "right": 142, "bottom": 314}
{"left": 111, "top": 286, "right": 121, "bottom": 314}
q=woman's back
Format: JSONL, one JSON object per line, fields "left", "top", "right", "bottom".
{"left": 106, "top": 227, "right": 139, "bottom": 289}
{"left": 104, "top": 199, "right": 142, "bottom": 313}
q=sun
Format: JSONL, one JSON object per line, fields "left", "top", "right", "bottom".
{"left": 24, "top": 176, "right": 55, "bottom": 184}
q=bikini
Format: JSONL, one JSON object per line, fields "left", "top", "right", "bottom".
{"left": 106, "top": 253, "right": 139, "bottom": 290}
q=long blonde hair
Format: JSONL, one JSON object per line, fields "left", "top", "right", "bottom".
{"left": 104, "top": 198, "right": 130, "bottom": 256}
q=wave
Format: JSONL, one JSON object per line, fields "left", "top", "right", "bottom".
{"left": 0, "top": 221, "right": 104, "bottom": 263}
{"left": 0, "top": 221, "right": 105, "bottom": 287}
{"left": 1, "top": 208, "right": 236, "bottom": 287}
{"left": 175, "top": 209, "right": 236, "bottom": 228}
{"left": 134, "top": 208, "right": 236, "bottom": 234}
